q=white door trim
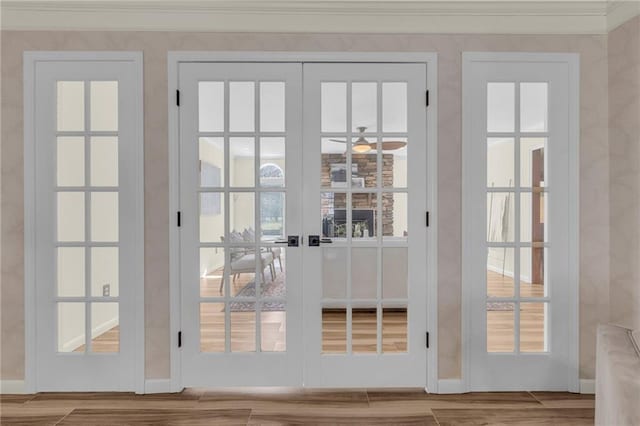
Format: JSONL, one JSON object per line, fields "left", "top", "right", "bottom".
{"left": 168, "top": 51, "right": 438, "bottom": 392}
{"left": 24, "top": 51, "right": 145, "bottom": 394}
{"left": 461, "top": 52, "right": 579, "bottom": 392}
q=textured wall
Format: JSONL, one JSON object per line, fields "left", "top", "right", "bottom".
{"left": 609, "top": 16, "right": 640, "bottom": 331}
{"left": 1, "top": 30, "right": 609, "bottom": 381}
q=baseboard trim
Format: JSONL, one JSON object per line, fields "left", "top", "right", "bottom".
{"left": 144, "top": 379, "right": 173, "bottom": 394}
{"left": 1, "top": 380, "right": 26, "bottom": 394}
{"left": 580, "top": 379, "right": 595, "bottom": 394}
{"left": 437, "top": 379, "right": 465, "bottom": 394}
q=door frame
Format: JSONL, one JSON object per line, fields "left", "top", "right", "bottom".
{"left": 168, "top": 51, "right": 438, "bottom": 392}
{"left": 23, "top": 51, "right": 145, "bottom": 394}
{"left": 461, "top": 52, "right": 580, "bottom": 392}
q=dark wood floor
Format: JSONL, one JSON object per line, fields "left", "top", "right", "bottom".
{"left": 1, "top": 389, "right": 594, "bottom": 425}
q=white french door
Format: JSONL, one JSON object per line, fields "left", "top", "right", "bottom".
{"left": 177, "top": 61, "right": 428, "bottom": 388}
{"left": 463, "top": 54, "right": 578, "bottom": 390}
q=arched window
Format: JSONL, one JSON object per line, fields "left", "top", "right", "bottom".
{"left": 259, "top": 163, "right": 284, "bottom": 187}
{"left": 259, "top": 164, "right": 285, "bottom": 238}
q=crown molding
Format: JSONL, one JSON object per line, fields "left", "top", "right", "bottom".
{"left": 0, "top": 1, "right": 620, "bottom": 34}
{"left": 607, "top": 0, "right": 640, "bottom": 31}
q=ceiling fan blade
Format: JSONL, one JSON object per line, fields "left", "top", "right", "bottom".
{"left": 369, "top": 141, "right": 408, "bottom": 150}
{"left": 329, "top": 139, "right": 348, "bottom": 143}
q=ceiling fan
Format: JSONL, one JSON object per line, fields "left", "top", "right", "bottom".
{"left": 330, "top": 126, "right": 407, "bottom": 153}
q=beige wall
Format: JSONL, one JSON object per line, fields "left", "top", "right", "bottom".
{"left": 1, "top": 30, "right": 610, "bottom": 381}
{"left": 609, "top": 16, "right": 640, "bottom": 331}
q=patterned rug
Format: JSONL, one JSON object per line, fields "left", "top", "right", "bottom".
{"left": 487, "top": 302, "right": 515, "bottom": 311}
{"left": 228, "top": 272, "right": 286, "bottom": 312}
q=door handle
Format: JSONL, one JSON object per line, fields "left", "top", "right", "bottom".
{"left": 273, "top": 235, "right": 299, "bottom": 247}
{"left": 308, "top": 235, "right": 332, "bottom": 246}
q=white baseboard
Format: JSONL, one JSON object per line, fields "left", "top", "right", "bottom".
{"left": 144, "top": 379, "right": 173, "bottom": 394}
{"left": 580, "top": 379, "right": 595, "bottom": 394}
{"left": 62, "top": 317, "right": 119, "bottom": 352}
{"left": 437, "top": 379, "right": 465, "bottom": 394}
{"left": 486, "top": 264, "right": 531, "bottom": 284}
{"left": 1, "top": 380, "right": 26, "bottom": 394}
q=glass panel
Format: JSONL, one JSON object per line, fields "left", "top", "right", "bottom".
{"left": 260, "top": 138, "right": 285, "bottom": 188}
{"left": 383, "top": 192, "right": 407, "bottom": 240}
{"left": 487, "top": 192, "right": 514, "bottom": 243}
{"left": 351, "top": 141, "right": 377, "bottom": 189}
{"left": 382, "top": 305, "right": 407, "bottom": 353}
{"left": 487, "top": 302, "right": 514, "bottom": 352}
{"left": 231, "top": 302, "right": 256, "bottom": 352}
{"left": 352, "top": 307, "right": 377, "bottom": 353}
{"left": 90, "top": 81, "right": 118, "bottom": 131}
{"left": 199, "top": 82, "right": 224, "bottom": 132}
{"left": 91, "top": 192, "right": 118, "bottom": 242}
{"left": 382, "top": 248, "right": 407, "bottom": 299}
{"left": 229, "top": 137, "right": 255, "bottom": 187}
{"left": 227, "top": 246, "right": 259, "bottom": 297}
{"left": 199, "top": 137, "right": 224, "bottom": 188}
{"left": 200, "top": 303, "right": 225, "bottom": 353}
{"left": 57, "top": 192, "right": 85, "bottom": 242}
{"left": 520, "top": 138, "right": 546, "bottom": 188}
{"left": 57, "top": 137, "right": 84, "bottom": 187}
{"left": 229, "top": 82, "right": 255, "bottom": 132}
{"left": 487, "top": 82, "right": 515, "bottom": 132}
{"left": 230, "top": 192, "right": 255, "bottom": 238}
{"left": 58, "top": 302, "right": 85, "bottom": 352}
{"left": 200, "top": 247, "right": 225, "bottom": 297}
{"left": 321, "top": 141, "right": 348, "bottom": 188}
{"left": 261, "top": 308, "right": 286, "bottom": 352}
{"left": 323, "top": 247, "right": 347, "bottom": 299}
{"left": 321, "top": 82, "right": 347, "bottom": 133}
{"left": 57, "top": 247, "right": 85, "bottom": 297}
{"left": 57, "top": 81, "right": 84, "bottom": 131}
{"left": 382, "top": 138, "right": 408, "bottom": 188}
{"left": 91, "top": 247, "right": 119, "bottom": 297}
{"left": 260, "top": 246, "right": 285, "bottom": 298}
{"left": 521, "top": 247, "right": 547, "bottom": 297}
{"left": 90, "top": 303, "right": 119, "bottom": 353}
{"left": 487, "top": 138, "right": 514, "bottom": 188}
{"left": 351, "top": 248, "right": 377, "bottom": 299}
{"left": 521, "top": 192, "right": 547, "bottom": 243}
{"left": 520, "top": 302, "right": 547, "bottom": 352}
{"left": 199, "top": 192, "right": 224, "bottom": 243}
{"left": 352, "top": 193, "right": 376, "bottom": 239}
{"left": 520, "top": 83, "right": 548, "bottom": 133}
{"left": 487, "top": 247, "right": 514, "bottom": 298}
{"left": 322, "top": 307, "right": 346, "bottom": 353}
{"left": 260, "top": 192, "right": 284, "bottom": 241}
{"left": 91, "top": 136, "right": 118, "bottom": 187}
{"left": 382, "top": 82, "right": 407, "bottom": 132}
{"left": 260, "top": 82, "right": 285, "bottom": 132}
{"left": 352, "top": 82, "right": 377, "bottom": 132}
{"left": 321, "top": 192, "right": 346, "bottom": 239}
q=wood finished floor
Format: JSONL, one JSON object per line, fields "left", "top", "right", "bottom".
{"left": 1, "top": 389, "right": 594, "bottom": 425}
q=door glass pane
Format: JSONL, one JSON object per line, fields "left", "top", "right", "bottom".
{"left": 352, "top": 141, "right": 377, "bottom": 188}
{"left": 487, "top": 138, "right": 514, "bottom": 188}
{"left": 382, "top": 305, "right": 407, "bottom": 353}
{"left": 487, "top": 302, "right": 514, "bottom": 352}
{"left": 322, "top": 307, "right": 346, "bottom": 353}
{"left": 261, "top": 307, "right": 286, "bottom": 352}
{"left": 351, "top": 248, "right": 377, "bottom": 299}
{"left": 200, "top": 192, "right": 224, "bottom": 243}
{"left": 199, "top": 137, "right": 224, "bottom": 188}
{"left": 260, "top": 138, "right": 285, "bottom": 188}
{"left": 57, "top": 81, "right": 84, "bottom": 131}
{"left": 57, "top": 192, "right": 85, "bottom": 242}
{"left": 383, "top": 139, "right": 408, "bottom": 188}
{"left": 321, "top": 82, "right": 347, "bottom": 133}
{"left": 487, "top": 192, "right": 514, "bottom": 243}
{"left": 229, "top": 82, "right": 255, "bottom": 132}
{"left": 91, "top": 136, "right": 118, "bottom": 187}
{"left": 520, "top": 302, "right": 547, "bottom": 352}
{"left": 260, "top": 192, "right": 284, "bottom": 241}
{"left": 352, "top": 307, "right": 377, "bottom": 353}
{"left": 231, "top": 302, "right": 256, "bottom": 352}
{"left": 487, "top": 82, "right": 515, "bottom": 132}
{"left": 58, "top": 303, "right": 85, "bottom": 352}
{"left": 382, "top": 248, "right": 407, "bottom": 299}
{"left": 230, "top": 192, "right": 255, "bottom": 238}
{"left": 91, "top": 247, "right": 119, "bottom": 297}
{"left": 199, "top": 82, "right": 224, "bottom": 132}
{"left": 321, "top": 192, "right": 347, "bottom": 239}
{"left": 487, "top": 247, "right": 514, "bottom": 298}
{"left": 323, "top": 247, "right": 347, "bottom": 299}
{"left": 200, "top": 303, "right": 225, "bottom": 352}
{"left": 57, "top": 137, "right": 85, "bottom": 187}
{"left": 521, "top": 247, "right": 547, "bottom": 297}
{"left": 227, "top": 246, "right": 258, "bottom": 297}
{"left": 229, "top": 137, "right": 255, "bottom": 187}
{"left": 90, "top": 303, "right": 119, "bottom": 352}
{"left": 520, "top": 83, "right": 548, "bottom": 133}
{"left": 352, "top": 193, "right": 376, "bottom": 239}
{"left": 352, "top": 82, "right": 377, "bottom": 132}
{"left": 383, "top": 192, "right": 407, "bottom": 240}
{"left": 57, "top": 247, "right": 85, "bottom": 297}
{"left": 260, "top": 246, "right": 285, "bottom": 299}
{"left": 521, "top": 192, "right": 547, "bottom": 243}
{"left": 382, "top": 82, "right": 407, "bottom": 132}
{"left": 91, "top": 192, "right": 118, "bottom": 242}
{"left": 520, "top": 138, "right": 546, "bottom": 188}
{"left": 90, "top": 81, "right": 118, "bottom": 131}
{"left": 260, "top": 82, "right": 285, "bottom": 132}
{"left": 200, "top": 247, "right": 225, "bottom": 297}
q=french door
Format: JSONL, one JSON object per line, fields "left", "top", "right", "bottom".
{"left": 178, "top": 61, "right": 428, "bottom": 387}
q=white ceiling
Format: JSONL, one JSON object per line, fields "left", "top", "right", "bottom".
{"left": 1, "top": 0, "right": 638, "bottom": 34}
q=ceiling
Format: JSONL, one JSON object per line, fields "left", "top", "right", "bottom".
{"left": 1, "top": 0, "right": 638, "bottom": 34}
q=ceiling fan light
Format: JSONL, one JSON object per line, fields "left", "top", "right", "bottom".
{"left": 352, "top": 143, "right": 372, "bottom": 153}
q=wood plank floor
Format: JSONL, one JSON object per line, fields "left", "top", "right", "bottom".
{"left": 1, "top": 389, "right": 594, "bottom": 425}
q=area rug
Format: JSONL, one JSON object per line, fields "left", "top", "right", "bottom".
{"left": 228, "top": 272, "right": 286, "bottom": 312}
{"left": 486, "top": 302, "right": 515, "bottom": 311}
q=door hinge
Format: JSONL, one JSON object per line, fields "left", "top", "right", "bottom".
{"left": 426, "top": 90, "right": 429, "bottom": 107}
{"left": 178, "top": 331, "right": 182, "bottom": 348}
{"left": 426, "top": 332, "right": 430, "bottom": 348}
{"left": 177, "top": 211, "right": 181, "bottom": 227}
{"left": 176, "top": 89, "right": 180, "bottom": 107}
{"left": 426, "top": 211, "right": 430, "bottom": 227}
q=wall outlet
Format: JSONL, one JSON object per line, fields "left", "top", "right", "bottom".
{"left": 102, "top": 284, "right": 110, "bottom": 297}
